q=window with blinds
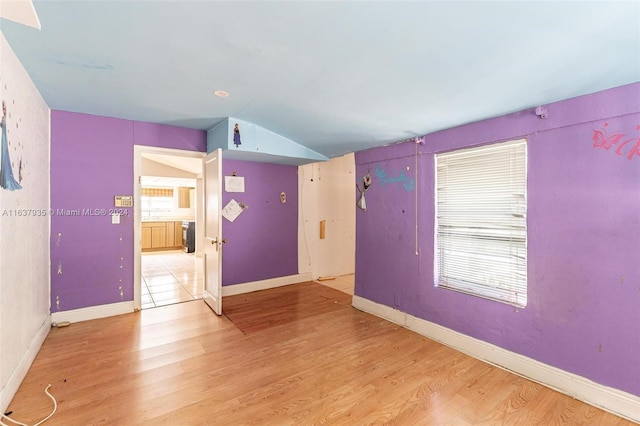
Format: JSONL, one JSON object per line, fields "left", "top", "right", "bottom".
{"left": 435, "top": 139, "right": 527, "bottom": 307}
{"left": 141, "top": 188, "right": 174, "bottom": 198}
{"left": 141, "top": 187, "right": 174, "bottom": 219}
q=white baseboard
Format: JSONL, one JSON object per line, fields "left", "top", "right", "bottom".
{"left": 51, "top": 301, "right": 134, "bottom": 325}
{"left": 0, "top": 316, "right": 51, "bottom": 413}
{"left": 222, "top": 273, "right": 313, "bottom": 297}
{"left": 352, "top": 295, "right": 640, "bottom": 423}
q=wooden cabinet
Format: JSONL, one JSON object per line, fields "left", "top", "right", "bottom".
{"left": 175, "top": 221, "right": 183, "bottom": 244}
{"left": 141, "top": 227, "right": 152, "bottom": 249}
{"left": 142, "top": 221, "right": 183, "bottom": 251}
{"left": 165, "top": 222, "right": 174, "bottom": 247}
{"left": 151, "top": 226, "right": 166, "bottom": 248}
{"left": 178, "top": 187, "right": 191, "bottom": 208}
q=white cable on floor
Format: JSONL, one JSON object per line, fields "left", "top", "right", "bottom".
{"left": 0, "top": 412, "right": 27, "bottom": 426}
{"left": 1, "top": 384, "right": 57, "bottom": 426}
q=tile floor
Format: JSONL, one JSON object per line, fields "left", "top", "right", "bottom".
{"left": 315, "top": 274, "right": 355, "bottom": 295}
{"left": 141, "top": 250, "right": 204, "bottom": 309}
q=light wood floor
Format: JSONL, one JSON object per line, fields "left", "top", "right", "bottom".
{"left": 7, "top": 282, "right": 633, "bottom": 425}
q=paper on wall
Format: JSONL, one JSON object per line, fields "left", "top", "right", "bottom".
{"left": 225, "top": 176, "right": 245, "bottom": 192}
{"left": 222, "top": 199, "right": 243, "bottom": 222}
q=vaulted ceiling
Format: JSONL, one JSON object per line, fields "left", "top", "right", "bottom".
{"left": 1, "top": 1, "right": 639, "bottom": 159}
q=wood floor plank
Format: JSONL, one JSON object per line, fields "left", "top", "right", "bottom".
{"left": 5, "top": 282, "right": 635, "bottom": 425}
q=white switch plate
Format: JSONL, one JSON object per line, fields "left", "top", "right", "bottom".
{"left": 111, "top": 213, "right": 120, "bottom": 224}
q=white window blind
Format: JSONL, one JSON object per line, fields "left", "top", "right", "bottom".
{"left": 141, "top": 187, "right": 175, "bottom": 219}
{"left": 141, "top": 188, "right": 174, "bottom": 198}
{"left": 435, "top": 139, "right": 527, "bottom": 307}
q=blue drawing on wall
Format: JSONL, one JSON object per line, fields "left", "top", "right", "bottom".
{"left": 375, "top": 165, "right": 414, "bottom": 192}
{"left": 0, "top": 101, "right": 22, "bottom": 191}
{"left": 233, "top": 123, "right": 242, "bottom": 147}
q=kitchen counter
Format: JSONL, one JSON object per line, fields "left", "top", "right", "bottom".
{"left": 142, "top": 217, "right": 194, "bottom": 222}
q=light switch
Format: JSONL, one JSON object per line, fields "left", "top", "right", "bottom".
{"left": 111, "top": 213, "right": 120, "bottom": 224}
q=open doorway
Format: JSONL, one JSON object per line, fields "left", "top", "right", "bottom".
{"left": 133, "top": 146, "right": 205, "bottom": 311}
{"left": 139, "top": 175, "right": 201, "bottom": 309}
{"left": 298, "top": 153, "right": 356, "bottom": 295}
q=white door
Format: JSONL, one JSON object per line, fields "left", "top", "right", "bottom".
{"left": 202, "top": 149, "right": 223, "bottom": 315}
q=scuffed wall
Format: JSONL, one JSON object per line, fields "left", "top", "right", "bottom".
{"left": 355, "top": 82, "right": 640, "bottom": 396}
{"left": 0, "top": 33, "right": 50, "bottom": 411}
{"left": 50, "top": 111, "right": 206, "bottom": 312}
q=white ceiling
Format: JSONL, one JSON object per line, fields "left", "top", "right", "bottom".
{"left": 1, "top": 1, "right": 638, "bottom": 159}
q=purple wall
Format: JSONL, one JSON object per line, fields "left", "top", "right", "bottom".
{"left": 221, "top": 159, "right": 298, "bottom": 285}
{"left": 355, "top": 82, "right": 640, "bottom": 396}
{"left": 50, "top": 111, "right": 206, "bottom": 311}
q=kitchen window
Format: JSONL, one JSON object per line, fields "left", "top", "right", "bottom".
{"left": 141, "top": 187, "right": 174, "bottom": 219}
{"left": 435, "top": 139, "right": 527, "bottom": 307}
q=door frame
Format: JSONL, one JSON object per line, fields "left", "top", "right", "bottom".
{"left": 133, "top": 145, "right": 205, "bottom": 311}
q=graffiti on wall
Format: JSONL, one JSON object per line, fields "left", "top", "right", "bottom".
{"left": 375, "top": 165, "right": 414, "bottom": 192}
{"left": 591, "top": 123, "right": 640, "bottom": 161}
{"left": 1, "top": 99, "right": 23, "bottom": 190}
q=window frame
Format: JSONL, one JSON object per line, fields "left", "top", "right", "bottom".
{"left": 434, "top": 139, "right": 528, "bottom": 307}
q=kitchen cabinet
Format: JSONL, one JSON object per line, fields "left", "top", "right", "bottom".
{"left": 142, "top": 221, "right": 183, "bottom": 251}
{"left": 174, "top": 221, "right": 182, "bottom": 244}
{"left": 141, "top": 227, "right": 152, "bottom": 249}
{"left": 165, "top": 222, "right": 174, "bottom": 247}
{"left": 151, "top": 226, "right": 166, "bottom": 248}
{"left": 178, "top": 187, "right": 194, "bottom": 208}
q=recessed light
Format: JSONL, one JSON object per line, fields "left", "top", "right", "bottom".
{"left": 214, "top": 90, "right": 229, "bottom": 97}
